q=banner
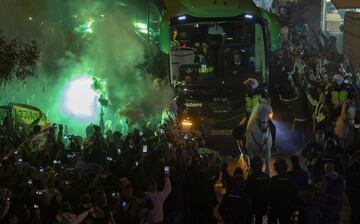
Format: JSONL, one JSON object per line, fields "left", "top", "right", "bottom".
{"left": 12, "top": 104, "right": 49, "bottom": 127}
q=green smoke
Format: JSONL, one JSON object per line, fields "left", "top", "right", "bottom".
{"left": 0, "top": 0, "right": 173, "bottom": 136}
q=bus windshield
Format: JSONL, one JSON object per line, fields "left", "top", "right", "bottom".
{"left": 170, "top": 20, "right": 266, "bottom": 85}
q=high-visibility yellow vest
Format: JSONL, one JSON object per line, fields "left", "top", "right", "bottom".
{"left": 331, "top": 90, "right": 348, "bottom": 107}
{"left": 245, "top": 95, "right": 261, "bottom": 114}
{"left": 198, "top": 65, "right": 214, "bottom": 74}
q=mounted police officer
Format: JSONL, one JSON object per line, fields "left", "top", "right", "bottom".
{"left": 233, "top": 78, "right": 277, "bottom": 154}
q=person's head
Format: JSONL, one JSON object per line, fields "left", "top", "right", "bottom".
{"left": 243, "top": 78, "right": 259, "bottom": 91}
{"left": 85, "top": 125, "right": 95, "bottom": 137}
{"left": 274, "top": 158, "right": 288, "bottom": 174}
{"left": 251, "top": 156, "right": 264, "bottom": 173}
{"left": 120, "top": 178, "right": 134, "bottom": 199}
{"left": 105, "top": 130, "right": 113, "bottom": 139}
{"left": 201, "top": 42, "right": 208, "bottom": 51}
{"left": 290, "top": 155, "right": 300, "bottom": 169}
{"left": 233, "top": 167, "right": 244, "bottom": 177}
{"left": 229, "top": 171, "right": 246, "bottom": 193}
{"left": 113, "top": 131, "right": 122, "bottom": 142}
{"left": 333, "top": 74, "right": 344, "bottom": 87}
{"left": 171, "top": 27, "right": 178, "bottom": 40}
{"left": 324, "top": 138, "right": 337, "bottom": 154}
{"left": 324, "top": 162, "right": 335, "bottom": 175}
{"left": 314, "top": 131, "right": 325, "bottom": 144}
{"left": 233, "top": 52, "right": 242, "bottom": 65}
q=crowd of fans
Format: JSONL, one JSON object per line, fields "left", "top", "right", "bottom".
{"left": 1, "top": 10, "right": 360, "bottom": 224}
{"left": 268, "top": 19, "right": 360, "bottom": 224}
{"left": 0, "top": 111, "right": 359, "bottom": 224}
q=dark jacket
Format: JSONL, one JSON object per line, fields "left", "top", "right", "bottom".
{"left": 289, "top": 166, "right": 309, "bottom": 192}
{"left": 219, "top": 191, "right": 252, "bottom": 224}
{"left": 269, "top": 174, "right": 298, "bottom": 211}
{"left": 246, "top": 171, "right": 270, "bottom": 214}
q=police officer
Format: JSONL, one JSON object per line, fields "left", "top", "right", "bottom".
{"left": 325, "top": 74, "right": 349, "bottom": 121}
{"left": 235, "top": 78, "right": 277, "bottom": 153}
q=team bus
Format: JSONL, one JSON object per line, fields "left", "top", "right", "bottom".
{"left": 126, "top": 0, "right": 280, "bottom": 154}
{"left": 159, "top": 0, "right": 280, "bottom": 153}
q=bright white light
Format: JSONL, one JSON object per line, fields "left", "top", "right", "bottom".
{"left": 178, "top": 16, "right": 187, "bottom": 21}
{"left": 63, "top": 76, "right": 99, "bottom": 119}
{"left": 244, "top": 14, "right": 254, "bottom": 19}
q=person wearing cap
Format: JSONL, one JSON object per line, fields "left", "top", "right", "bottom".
{"left": 325, "top": 74, "right": 349, "bottom": 120}
{"left": 233, "top": 78, "right": 277, "bottom": 153}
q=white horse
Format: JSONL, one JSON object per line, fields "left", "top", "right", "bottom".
{"left": 245, "top": 100, "right": 273, "bottom": 175}
{"left": 335, "top": 100, "right": 357, "bottom": 151}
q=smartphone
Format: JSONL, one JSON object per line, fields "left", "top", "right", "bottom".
{"left": 142, "top": 145, "right": 148, "bottom": 153}
{"left": 33, "top": 204, "right": 39, "bottom": 209}
{"left": 121, "top": 201, "right": 127, "bottom": 209}
{"left": 164, "top": 166, "right": 170, "bottom": 175}
{"left": 117, "top": 148, "right": 121, "bottom": 155}
{"left": 106, "top": 157, "right": 113, "bottom": 161}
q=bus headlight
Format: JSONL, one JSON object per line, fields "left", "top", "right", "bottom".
{"left": 182, "top": 118, "right": 193, "bottom": 128}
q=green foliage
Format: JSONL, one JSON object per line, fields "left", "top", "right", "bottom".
{"left": 0, "top": 34, "right": 39, "bottom": 84}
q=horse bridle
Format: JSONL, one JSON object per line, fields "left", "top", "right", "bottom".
{"left": 251, "top": 129, "right": 270, "bottom": 152}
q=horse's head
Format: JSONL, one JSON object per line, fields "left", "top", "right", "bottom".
{"left": 249, "top": 99, "right": 273, "bottom": 133}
